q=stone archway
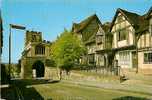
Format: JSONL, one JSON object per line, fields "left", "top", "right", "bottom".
{"left": 32, "top": 60, "right": 45, "bottom": 78}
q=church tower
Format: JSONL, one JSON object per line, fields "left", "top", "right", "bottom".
{"left": 25, "top": 30, "right": 42, "bottom": 46}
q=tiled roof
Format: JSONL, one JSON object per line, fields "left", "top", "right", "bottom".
{"left": 119, "top": 8, "right": 141, "bottom": 27}
{"left": 85, "top": 33, "right": 96, "bottom": 45}
{"left": 145, "top": 6, "right": 152, "bottom": 19}
{"left": 72, "top": 14, "right": 112, "bottom": 44}
{"left": 72, "top": 14, "right": 101, "bottom": 33}
{"left": 135, "top": 7, "right": 152, "bottom": 34}
{"left": 102, "top": 22, "right": 111, "bottom": 33}
{"left": 136, "top": 14, "right": 149, "bottom": 34}
{"left": 110, "top": 8, "right": 150, "bottom": 34}
{"left": 72, "top": 14, "right": 102, "bottom": 44}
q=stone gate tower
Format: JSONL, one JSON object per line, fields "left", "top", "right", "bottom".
{"left": 20, "top": 30, "right": 52, "bottom": 79}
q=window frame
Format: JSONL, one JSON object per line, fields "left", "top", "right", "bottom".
{"left": 35, "top": 45, "right": 45, "bottom": 55}
{"left": 118, "top": 51, "right": 130, "bottom": 66}
{"left": 144, "top": 52, "right": 152, "bottom": 64}
{"left": 97, "top": 35, "right": 103, "bottom": 44}
{"left": 118, "top": 30, "right": 126, "bottom": 41}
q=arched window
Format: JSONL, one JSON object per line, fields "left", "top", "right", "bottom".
{"left": 35, "top": 45, "right": 45, "bottom": 55}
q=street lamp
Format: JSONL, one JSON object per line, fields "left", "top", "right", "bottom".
{"left": 9, "top": 24, "right": 26, "bottom": 82}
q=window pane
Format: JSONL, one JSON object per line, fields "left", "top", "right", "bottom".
{"left": 144, "top": 53, "right": 152, "bottom": 64}
{"left": 144, "top": 53, "right": 148, "bottom": 63}
{"left": 35, "top": 45, "right": 45, "bottom": 55}
{"left": 149, "top": 53, "right": 152, "bottom": 63}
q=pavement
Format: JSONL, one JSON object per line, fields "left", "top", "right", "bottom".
{"left": 1, "top": 71, "right": 152, "bottom": 99}
{"left": 63, "top": 79, "right": 152, "bottom": 96}
{"left": 62, "top": 72, "right": 152, "bottom": 97}
{"left": 49, "top": 70, "right": 152, "bottom": 96}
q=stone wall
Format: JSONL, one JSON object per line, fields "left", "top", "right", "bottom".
{"left": 44, "top": 67, "right": 120, "bottom": 83}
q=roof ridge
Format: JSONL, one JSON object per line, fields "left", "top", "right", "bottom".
{"left": 78, "top": 13, "right": 97, "bottom": 25}
{"left": 110, "top": 8, "right": 141, "bottom": 32}
{"left": 118, "top": 8, "right": 140, "bottom": 16}
{"left": 144, "top": 6, "right": 152, "bottom": 19}
{"left": 73, "top": 14, "right": 100, "bottom": 32}
{"left": 117, "top": 8, "right": 149, "bottom": 34}
{"left": 119, "top": 8, "right": 141, "bottom": 26}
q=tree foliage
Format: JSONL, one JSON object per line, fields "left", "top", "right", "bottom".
{"left": 51, "top": 29, "right": 86, "bottom": 74}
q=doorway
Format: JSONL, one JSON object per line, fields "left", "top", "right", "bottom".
{"left": 32, "top": 60, "right": 45, "bottom": 77}
{"left": 132, "top": 51, "right": 137, "bottom": 68}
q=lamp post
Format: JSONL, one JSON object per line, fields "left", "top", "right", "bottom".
{"left": 9, "top": 24, "right": 26, "bottom": 82}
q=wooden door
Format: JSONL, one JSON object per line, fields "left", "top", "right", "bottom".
{"left": 132, "top": 51, "right": 137, "bottom": 68}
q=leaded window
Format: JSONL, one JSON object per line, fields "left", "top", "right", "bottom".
{"left": 88, "top": 54, "right": 95, "bottom": 64}
{"left": 35, "top": 45, "right": 45, "bottom": 55}
{"left": 118, "top": 30, "right": 127, "bottom": 41}
{"left": 144, "top": 52, "right": 152, "bottom": 64}
{"left": 118, "top": 51, "right": 130, "bottom": 66}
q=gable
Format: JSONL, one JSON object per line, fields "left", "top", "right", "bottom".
{"left": 81, "top": 17, "right": 99, "bottom": 42}
{"left": 72, "top": 14, "right": 102, "bottom": 44}
{"left": 72, "top": 14, "right": 100, "bottom": 33}
{"left": 110, "top": 8, "right": 141, "bottom": 33}
{"left": 96, "top": 24, "right": 105, "bottom": 35}
{"left": 111, "top": 12, "right": 132, "bottom": 33}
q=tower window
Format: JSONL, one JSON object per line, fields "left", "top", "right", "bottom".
{"left": 35, "top": 45, "right": 45, "bottom": 55}
{"left": 32, "top": 35, "right": 36, "bottom": 42}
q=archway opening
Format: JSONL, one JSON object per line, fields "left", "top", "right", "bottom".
{"left": 32, "top": 60, "right": 45, "bottom": 78}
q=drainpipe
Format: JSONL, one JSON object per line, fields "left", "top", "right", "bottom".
{"left": 136, "top": 34, "right": 140, "bottom": 73}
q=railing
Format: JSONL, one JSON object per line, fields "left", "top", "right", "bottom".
{"left": 73, "top": 64, "right": 120, "bottom": 76}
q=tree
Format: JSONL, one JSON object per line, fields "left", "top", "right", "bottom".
{"left": 51, "top": 29, "right": 86, "bottom": 80}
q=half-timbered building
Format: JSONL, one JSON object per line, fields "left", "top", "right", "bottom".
{"left": 137, "top": 7, "right": 152, "bottom": 74}
{"left": 95, "top": 22, "right": 113, "bottom": 69}
{"left": 110, "top": 8, "right": 140, "bottom": 73}
{"left": 110, "top": 8, "right": 152, "bottom": 74}
{"left": 72, "top": 14, "right": 102, "bottom": 66}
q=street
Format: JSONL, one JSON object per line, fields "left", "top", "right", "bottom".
{"left": 2, "top": 79, "right": 150, "bottom": 100}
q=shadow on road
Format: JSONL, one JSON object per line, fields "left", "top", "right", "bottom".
{"left": 112, "top": 96, "right": 151, "bottom": 100}
{"left": 20, "top": 86, "right": 44, "bottom": 100}
{"left": 12, "top": 79, "right": 60, "bottom": 86}
{"left": 9, "top": 79, "right": 60, "bottom": 100}
{"left": 1, "top": 86, "right": 18, "bottom": 100}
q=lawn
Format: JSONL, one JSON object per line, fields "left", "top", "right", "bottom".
{"left": 31, "top": 81, "right": 151, "bottom": 100}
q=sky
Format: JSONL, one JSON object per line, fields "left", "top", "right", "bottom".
{"left": 1, "top": 0, "right": 152, "bottom": 63}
